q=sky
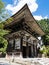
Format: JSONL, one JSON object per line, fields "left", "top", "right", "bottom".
{"left": 2, "top": 0, "right": 49, "bottom": 20}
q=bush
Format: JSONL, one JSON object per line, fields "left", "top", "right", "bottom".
{"left": 40, "top": 45, "right": 49, "bottom": 57}
{"left": 0, "top": 37, "right": 8, "bottom": 54}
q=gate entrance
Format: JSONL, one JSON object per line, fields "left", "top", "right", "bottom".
{"left": 29, "top": 46, "right": 31, "bottom": 57}
{"left": 22, "top": 46, "right": 27, "bottom": 58}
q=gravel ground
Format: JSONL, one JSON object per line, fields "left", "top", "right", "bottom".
{"left": 0, "top": 58, "right": 49, "bottom": 65}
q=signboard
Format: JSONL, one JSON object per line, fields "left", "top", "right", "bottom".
{"left": 15, "top": 38, "right": 20, "bottom": 49}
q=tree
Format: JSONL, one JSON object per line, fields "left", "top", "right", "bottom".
{"left": 37, "top": 19, "right": 49, "bottom": 57}
{"left": 37, "top": 19, "right": 49, "bottom": 45}
{"left": 0, "top": 0, "right": 8, "bottom": 22}
{"left": 40, "top": 45, "right": 49, "bottom": 57}
{"left": 0, "top": 0, "right": 10, "bottom": 54}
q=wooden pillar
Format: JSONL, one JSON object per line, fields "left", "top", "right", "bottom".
{"left": 6, "top": 40, "right": 9, "bottom": 52}
{"left": 13, "top": 39, "right": 15, "bottom": 50}
{"left": 26, "top": 36, "right": 29, "bottom": 58}
{"left": 26, "top": 43, "right": 29, "bottom": 57}
{"left": 20, "top": 36, "right": 23, "bottom": 57}
{"left": 20, "top": 36, "right": 23, "bottom": 52}
{"left": 33, "top": 44, "right": 35, "bottom": 57}
{"left": 33, "top": 40, "right": 37, "bottom": 57}
{"left": 31, "top": 44, "right": 33, "bottom": 57}
{"left": 34, "top": 44, "right": 37, "bottom": 57}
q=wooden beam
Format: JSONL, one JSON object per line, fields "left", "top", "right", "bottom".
{"left": 22, "top": 23, "right": 39, "bottom": 38}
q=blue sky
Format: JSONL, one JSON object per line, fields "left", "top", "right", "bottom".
{"left": 2, "top": 0, "right": 49, "bottom": 20}
{"left": 33, "top": 0, "right": 49, "bottom": 18}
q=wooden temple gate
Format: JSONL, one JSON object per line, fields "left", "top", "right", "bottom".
{"left": 4, "top": 4, "right": 45, "bottom": 58}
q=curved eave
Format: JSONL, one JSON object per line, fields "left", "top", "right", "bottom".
{"left": 4, "top": 4, "right": 45, "bottom": 36}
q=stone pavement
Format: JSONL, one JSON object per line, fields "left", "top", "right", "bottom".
{"left": 0, "top": 58, "right": 49, "bottom": 65}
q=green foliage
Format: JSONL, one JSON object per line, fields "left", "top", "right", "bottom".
{"left": 0, "top": 0, "right": 13, "bottom": 55}
{"left": 40, "top": 45, "right": 49, "bottom": 57}
{"left": 40, "top": 45, "right": 48, "bottom": 54}
{"left": 38, "top": 19, "right": 49, "bottom": 33}
{"left": 42, "top": 35, "right": 49, "bottom": 45}
{"left": 0, "top": 29, "right": 9, "bottom": 36}
{"left": 0, "top": 37, "right": 8, "bottom": 53}
{"left": 37, "top": 19, "right": 49, "bottom": 45}
{"left": 0, "top": 23, "right": 4, "bottom": 29}
{"left": 0, "top": 0, "right": 9, "bottom": 22}
{"left": 0, "top": 28, "right": 9, "bottom": 53}
{"left": 0, "top": 0, "right": 10, "bottom": 54}
{"left": 0, "top": 0, "right": 4, "bottom": 13}
{"left": 4, "top": 17, "right": 13, "bottom": 25}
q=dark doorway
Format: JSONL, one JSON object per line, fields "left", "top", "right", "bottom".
{"left": 28, "top": 46, "right": 31, "bottom": 57}
{"left": 22, "top": 46, "right": 27, "bottom": 58}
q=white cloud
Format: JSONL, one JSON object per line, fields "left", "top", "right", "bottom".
{"left": 6, "top": 0, "right": 38, "bottom": 15}
{"left": 44, "top": 16, "right": 48, "bottom": 19}
{"left": 6, "top": 4, "right": 13, "bottom": 11}
{"left": 34, "top": 15, "right": 48, "bottom": 20}
{"left": 13, "top": 0, "right": 18, "bottom": 5}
